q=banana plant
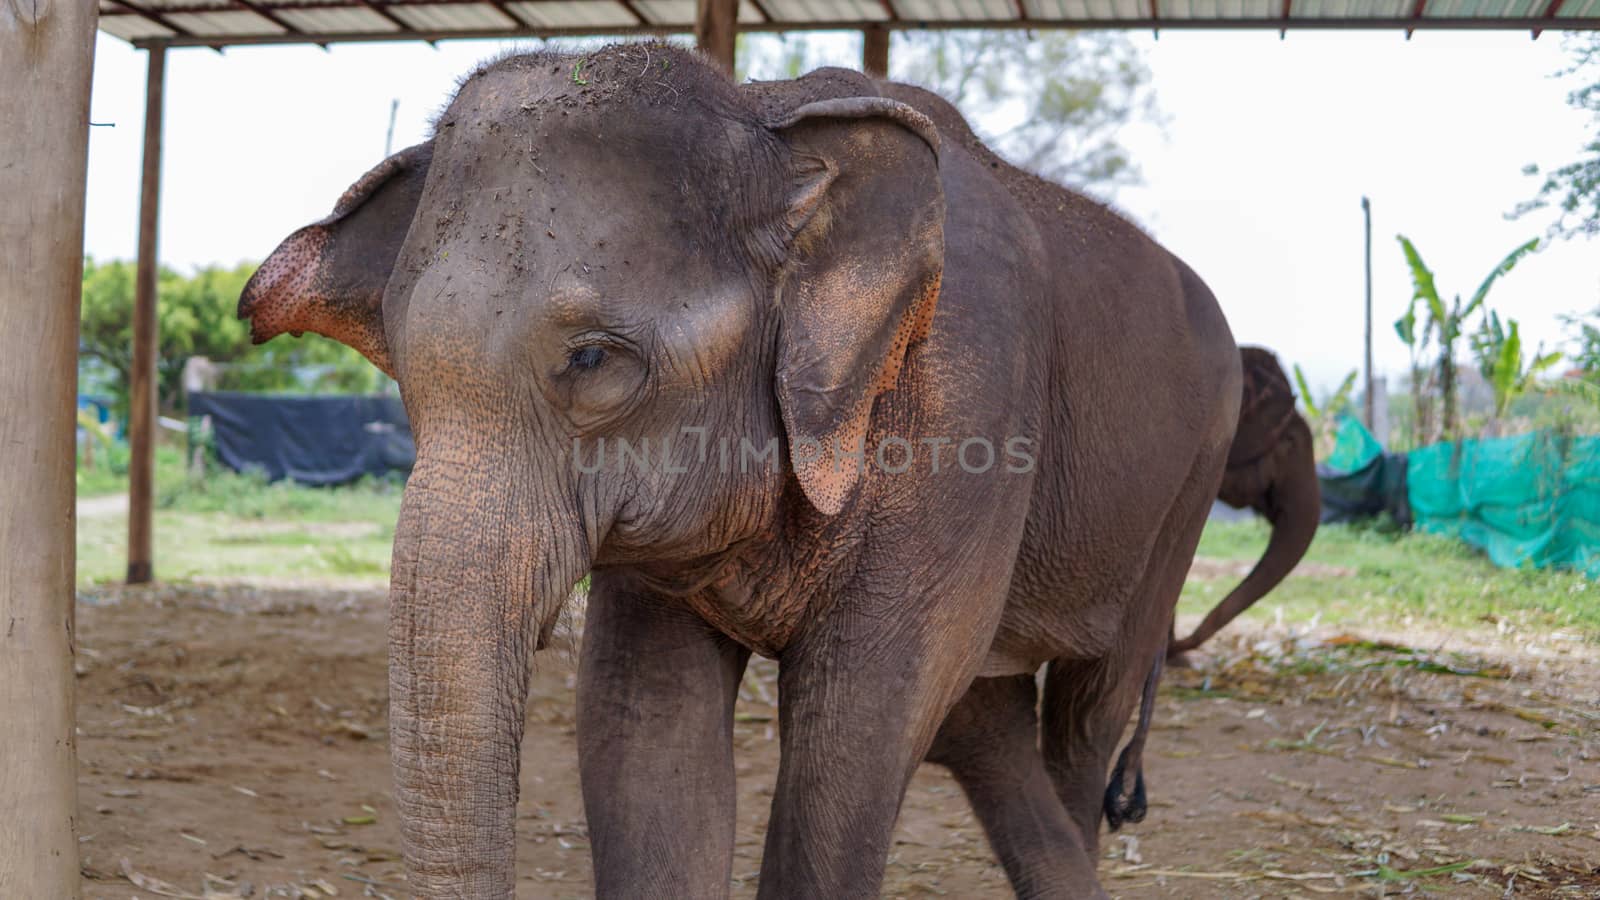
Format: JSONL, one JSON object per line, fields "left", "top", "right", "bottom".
{"left": 1395, "top": 235, "right": 1540, "bottom": 443}
{"left": 1292, "top": 364, "right": 1358, "bottom": 455}
{"left": 1471, "top": 311, "right": 1563, "bottom": 422}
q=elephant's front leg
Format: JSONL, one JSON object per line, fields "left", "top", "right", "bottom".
{"left": 756, "top": 589, "right": 1001, "bottom": 900}
{"left": 577, "top": 571, "right": 750, "bottom": 899}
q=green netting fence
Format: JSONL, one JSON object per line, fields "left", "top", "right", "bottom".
{"left": 1315, "top": 417, "right": 1600, "bottom": 577}
{"left": 1407, "top": 430, "right": 1600, "bottom": 578}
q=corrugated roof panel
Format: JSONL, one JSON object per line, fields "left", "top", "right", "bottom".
{"left": 164, "top": 9, "right": 287, "bottom": 34}
{"left": 1291, "top": 0, "right": 1411, "bottom": 17}
{"left": 1025, "top": 0, "right": 1147, "bottom": 19}
{"left": 140, "top": 0, "right": 226, "bottom": 8}
{"left": 1424, "top": 0, "right": 1542, "bottom": 14}
{"left": 763, "top": 0, "right": 890, "bottom": 21}
{"left": 630, "top": 0, "right": 759, "bottom": 21}
{"left": 1557, "top": 0, "right": 1600, "bottom": 15}
{"left": 389, "top": 3, "right": 520, "bottom": 30}
{"left": 508, "top": 0, "right": 640, "bottom": 26}
{"left": 1163, "top": 0, "right": 1275, "bottom": 16}
{"left": 276, "top": 7, "right": 402, "bottom": 32}
{"left": 895, "top": 0, "right": 1015, "bottom": 20}
{"left": 97, "top": 13, "right": 177, "bottom": 39}
{"left": 633, "top": 0, "right": 695, "bottom": 21}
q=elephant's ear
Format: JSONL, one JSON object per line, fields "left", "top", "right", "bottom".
{"left": 1229, "top": 347, "right": 1298, "bottom": 468}
{"left": 769, "top": 98, "right": 945, "bottom": 516}
{"left": 238, "top": 141, "right": 433, "bottom": 379}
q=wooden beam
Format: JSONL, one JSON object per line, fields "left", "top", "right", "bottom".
{"left": 616, "top": 0, "right": 649, "bottom": 23}
{"left": 1406, "top": 0, "right": 1426, "bottom": 37}
{"left": 877, "top": 0, "right": 901, "bottom": 20}
{"left": 863, "top": 24, "right": 889, "bottom": 78}
{"left": 128, "top": 44, "right": 166, "bottom": 586}
{"left": 695, "top": 0, "right": 738, "bottom": 73}
{"left": 0, "top": 0, "right": 96, "bottom": 893}
{"left": 1533, "top": 0, "right": 1567, "bottom": 37}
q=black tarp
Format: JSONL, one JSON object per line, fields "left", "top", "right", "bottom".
{"left": 189, "top": 391, "right": 414, "bottom": 486}
{"left": 1318, "top": 452, "right": 1411, "bottom": 526}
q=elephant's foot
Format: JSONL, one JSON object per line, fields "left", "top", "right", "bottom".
{"left": 929, "top": 676, "right": 1106, "bottom": 899}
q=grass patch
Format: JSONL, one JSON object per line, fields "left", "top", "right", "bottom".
{"left": 78, "top": 449, "right": 1599, "bottom": 642}
{"left": 77, "top": 446, "right": 401, "bottom": 584}
{"left": 1183, "top": 518, "right": 1600, "bottom": 638}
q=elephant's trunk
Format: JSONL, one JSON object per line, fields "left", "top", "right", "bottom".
{"left": 387, "top": 440, "right": 587, "bottom": 897}
{"left": 1171, "top": 419, "right": 1320, "bottom": 657}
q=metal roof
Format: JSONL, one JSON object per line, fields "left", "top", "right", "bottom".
{"left": 98, "top": 0, "right": 1600, "bottom": 48}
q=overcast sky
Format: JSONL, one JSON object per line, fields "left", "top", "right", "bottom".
{"left": 84, "top": 29, "right": 1598, "bottom": 394}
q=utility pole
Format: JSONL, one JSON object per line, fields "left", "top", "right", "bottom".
{"left": 384, "top": 98, "right": 399, "bottom": 158}
{"left": 1363, "top": 196, "right": 1375, "bottom": 431}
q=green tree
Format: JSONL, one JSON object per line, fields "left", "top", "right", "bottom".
{"left": 1470, "top": 311, "right": 1562, "bottom": 424}
{"left": 739, "top": 31, "right": 1158, "bottom": 191}
{"left": 1394, "top": 235, "right": 1539, "bottom": 444}
{"left": 891, "top": 31, "right": 1156, "bottom": 189}
{"left": 78, "top": 257, "right": 385, "bottom": 418}
{"left": 1514, "top": 35, "right": 1600, "bottom": 240}
{"left": 79, "top": 257, "right": 253, "bottom": 416}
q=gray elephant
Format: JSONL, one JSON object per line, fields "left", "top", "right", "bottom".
{"left": 240, "top": 45, "right": 1240, "bottom": 899}
{"left": 1169, "top": 346, "right": 1321, "bottom": 664}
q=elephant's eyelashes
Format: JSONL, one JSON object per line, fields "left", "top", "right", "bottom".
{"left": 567, "top": 345, "right": 607, "bottom": 371}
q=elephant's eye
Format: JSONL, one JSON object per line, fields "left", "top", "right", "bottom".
{"left": 567, "top": 345, "right": 607, "bottom": 371}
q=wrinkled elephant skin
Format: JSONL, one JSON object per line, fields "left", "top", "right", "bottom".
{"left": 240, "top": 46, "right": 1241, "bottom": 899}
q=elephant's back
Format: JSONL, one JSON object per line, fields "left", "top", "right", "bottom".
{"left": 881, "top": 78, "right": 1240, "bottom": 670}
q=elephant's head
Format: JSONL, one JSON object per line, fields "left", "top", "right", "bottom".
{"left": 239, "top": 46, "right": 943, "bottom": 895}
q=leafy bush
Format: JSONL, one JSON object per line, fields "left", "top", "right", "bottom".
{"left": 79, "top": 257, "right": 386, "bottom": 420}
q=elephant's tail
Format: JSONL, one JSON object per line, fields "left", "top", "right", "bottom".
{"left": 1102, "top": 651, "right": 1162, "bottom": 831}
{"left": 1169, "top": 414, "right": 1321, "bottom": 658}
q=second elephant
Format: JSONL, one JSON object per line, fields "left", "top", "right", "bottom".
{"left": 1169, "top": 346, "right": 1321, "bottom": 660}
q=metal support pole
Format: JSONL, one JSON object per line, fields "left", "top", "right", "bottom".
{"left": 128, "top": 43, "right": 167, "bottom": 585}
{"left": 0, "top": 1, "right": 97, "bottom": 895}
{"left": 695, "top": 0, "right": 738, "bottom": 73}
{"left": 863, "top": 25, "right": 889, "bottom": 78}
{"left": 1362, "top": 196, "right": 1374, "bottom": 431}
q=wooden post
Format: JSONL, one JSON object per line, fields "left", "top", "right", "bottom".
{"left": 0, "top": 1, "right": 97, "bottom": 896}
{"left": 128, "top": 43, "right": 167, "bottom": 585}
{"left": 695, "top": 0, "right": 738, "bottom": 73}
{"left": 863, "top": 25, "right": 889, "bottom": 79}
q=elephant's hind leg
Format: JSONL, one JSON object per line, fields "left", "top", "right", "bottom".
{"left": 928, "top": 674, "right": 1107, "bottom": 900}
{"left": 1042, "top": 453, "right": 1221, "bottom": 852}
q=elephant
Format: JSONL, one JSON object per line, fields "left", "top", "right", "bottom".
{"left": 239, "top": 45, "right": 1241, "bottom": 899}
{"left": 1168, "top": 346, "right": 1321, "bottom": 664}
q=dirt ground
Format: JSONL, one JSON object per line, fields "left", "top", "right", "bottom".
{"left": 76, "top": 576, "right": 1600, "bottom": 900}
